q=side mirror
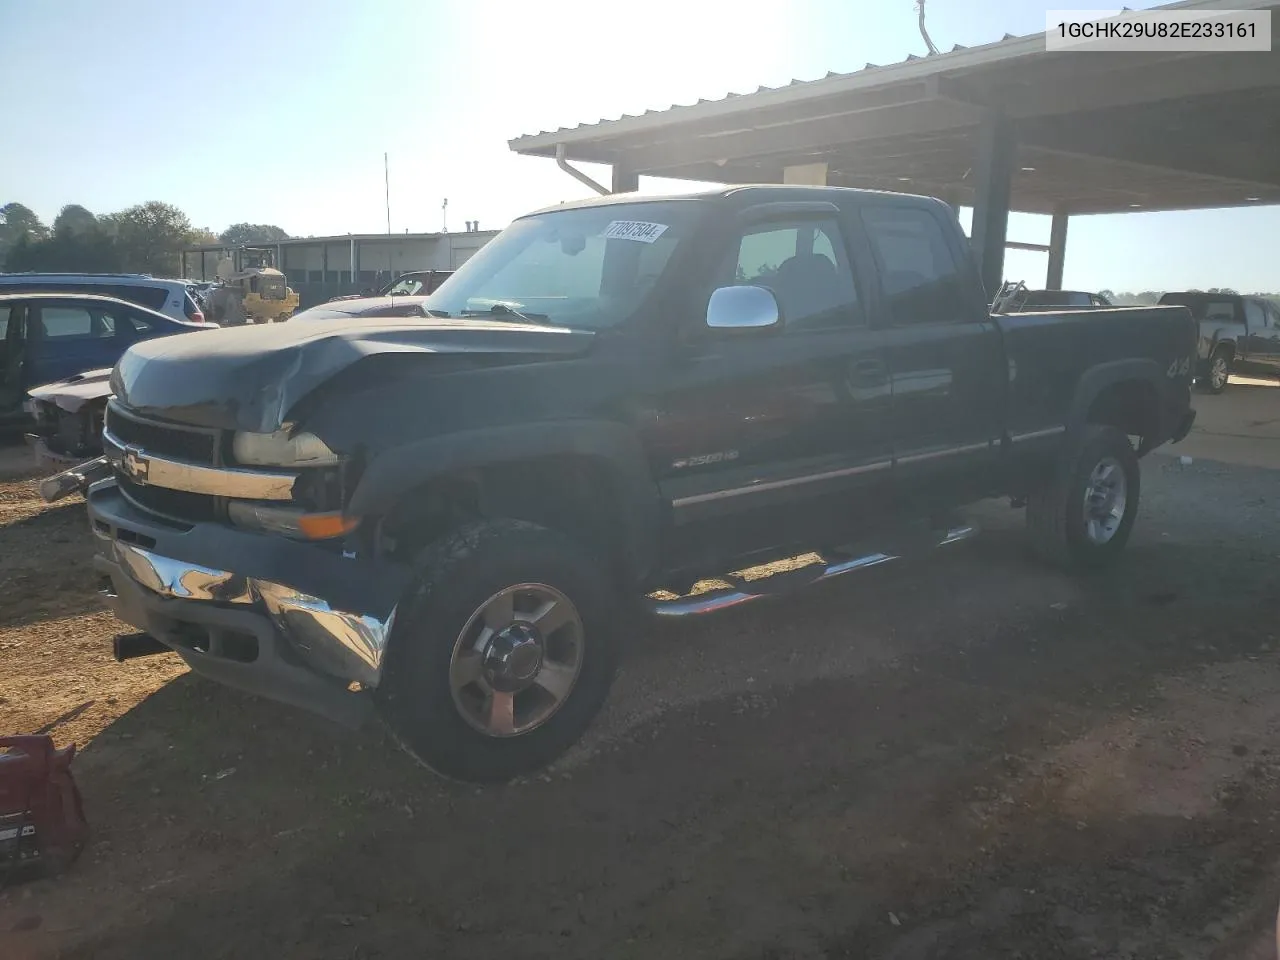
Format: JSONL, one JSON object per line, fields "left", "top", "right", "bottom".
{"left": 706, "top": 285, "right": 781, "bottom": 332}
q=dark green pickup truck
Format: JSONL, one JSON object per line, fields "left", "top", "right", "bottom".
{"left": 53, "top": 185, "right": 1197, "bottom": 781}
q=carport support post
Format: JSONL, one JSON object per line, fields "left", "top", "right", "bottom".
{"left": 181, "top": 251, "right": 187, "bottom": 278}
{"left": 970, "top": 113, "right": 1015, "bottom": 298}
{"left": 611, "top": 165, "right": 639, "bottom": 193}
{"left": 1046, "top": 207, "right": 1069, "bottom": 291}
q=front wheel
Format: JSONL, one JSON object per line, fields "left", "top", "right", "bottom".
{"left": 1200, "top": 350, "right": 1230, "bottom": 394}
{"left": 1026, "top": 425, "right": 1141, "bottom": 570}
{"left": 377, "top": 519, "right": 619, "bottom": 782}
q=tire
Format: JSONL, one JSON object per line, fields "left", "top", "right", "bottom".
{"left": 1026, "top": 425, "right": 1141, "bottom": 571}
{"left": 377, "top": 519, "right": 619, "bottom": 782}
{"left": 1200, "top": 349, "right": 1230, "bottom": 394}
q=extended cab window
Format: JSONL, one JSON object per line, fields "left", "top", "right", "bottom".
{"left": 724, "top": 219, "right": 860, "bottom": 330}
{"left": 1244, "top": 300, "right": 1266, "bottom": 328}
{"left": 424, "top": 202, "right": 694, "bottom": 330}
{"left": 860, "top": 205, "right": 964, "bottom": 325}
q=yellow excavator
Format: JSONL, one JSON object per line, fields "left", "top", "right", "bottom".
{"left": 207, "top": 247, "right": 299, "bottom": 325}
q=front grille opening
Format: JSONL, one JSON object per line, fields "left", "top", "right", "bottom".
{"left": 119, "top": 476, "right": 214, "bottom": 525}
{"left": 106, "top": 404, "right": 219, "bottom": 464}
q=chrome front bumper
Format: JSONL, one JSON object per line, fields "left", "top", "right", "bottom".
{"left": 108, "top": 539, "right": 396, "bottom": 688}
{"left": 87, "top": 480, "right": 408, "bottom": 726}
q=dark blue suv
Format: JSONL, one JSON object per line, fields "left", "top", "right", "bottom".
{"left": 2, "top": 291, "right": 218, "bottom": 459}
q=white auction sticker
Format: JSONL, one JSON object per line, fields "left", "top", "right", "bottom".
{"left": 602, "top": 220, "right": 669, "bottom": 243}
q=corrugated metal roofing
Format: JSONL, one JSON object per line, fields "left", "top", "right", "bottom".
{"left": 508, "top": 0, "right": 1276, "bottom": 149}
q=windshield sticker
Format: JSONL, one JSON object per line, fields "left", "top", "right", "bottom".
{"left": 602, "top": 220, "right": 669, "bottom": 243}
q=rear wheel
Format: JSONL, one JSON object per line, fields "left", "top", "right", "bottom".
{"left": 1026, "top": 425, "right": 1141, "bottom": 570}
{"left": 377, "top": 519, "right": 619, "bottom": 782}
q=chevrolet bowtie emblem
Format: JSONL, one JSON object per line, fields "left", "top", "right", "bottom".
{"left": 122, "top": 446, "right": 150, "bottom": 483}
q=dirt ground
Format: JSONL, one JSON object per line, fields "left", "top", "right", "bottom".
{"left": 2, "top": 381, "right": 1280, "bottom": 959}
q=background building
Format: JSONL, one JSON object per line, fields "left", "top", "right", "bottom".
{"left": 181, "top": 225, "right": 500, "bottom": 307}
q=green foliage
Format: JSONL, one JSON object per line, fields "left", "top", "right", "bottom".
{"left": 219, "top": 223, "right": 290, "bottom": 246}
{"left": 1107, "top": 288, "right": 1279, "bottom": 305}
{"left": 1, "top": 202, "right": 50, "bottom": 266}
{"left": 1, "top": 200, "right": 277, "bottom": 276}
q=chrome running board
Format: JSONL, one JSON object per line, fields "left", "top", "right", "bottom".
{"left": 649, "top": 524, "right": 978, "bottom": 618}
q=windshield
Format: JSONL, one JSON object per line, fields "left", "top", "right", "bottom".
{"left": 384, "top": 275, "right": 429, "bottom": 296}
{"left": 424, "top": 201, "right": 698, "bottom": 329}
{"left": 1159, "top": 294, "right": 1237, "bottom": 322}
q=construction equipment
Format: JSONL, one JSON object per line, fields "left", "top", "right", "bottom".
{"left": 207, "top": 246, "right": 299, "bottom": 325}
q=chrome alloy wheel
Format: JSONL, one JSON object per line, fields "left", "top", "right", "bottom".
{"left": 1082, "top": 455, "right": 1128, "bottom": 545}
{"left": 448, "top": 583, "right": 584, "bottom": 737}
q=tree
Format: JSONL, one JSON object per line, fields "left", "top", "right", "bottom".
{"left": 188, "top": 226, "right": 220, "bottom": 246}
{"left": 103, "top": 201, "right": 194, "bottom": 276}
{"left": 219, "top": 222, "right": 290, "bottom": 246}
{"left": 1, "top": 202, "right": 50, "bottom": 267}
{"left": 52, "top": 204, "right": 99, "bottom": 238}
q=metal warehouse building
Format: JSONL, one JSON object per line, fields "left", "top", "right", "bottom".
{"left": 182, "top": 227, "right": 500, "bottom": 307}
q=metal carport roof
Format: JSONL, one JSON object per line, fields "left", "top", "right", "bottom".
{"left": 509, "top": 0, "right": 1280, "bottom": 216}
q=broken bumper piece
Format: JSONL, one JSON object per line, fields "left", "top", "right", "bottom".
{"left": 87, "top": 480, "right": 410, "bottom": 727}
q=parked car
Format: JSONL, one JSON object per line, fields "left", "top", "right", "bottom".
{"left": 326, "top": 270, "right": 454, "bottom": 303}
{"left": 47, "top": 185, "right": 1197, "bottom": 782}
{"left": 0, "top": 273, "right": 209, "bottom": 327}
{"left": 290, "top": 295, "right": 430, "bottom": 321}
{"left": 8, "top": 292, "right": 218, "bottom": 462}
{"left": 1157, "top": 291, "right": 1280, "bottom": 393}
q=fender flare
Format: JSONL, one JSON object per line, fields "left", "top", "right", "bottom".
{"left": 348, "top": 420, "right": 663, "bottom": 582}
{"left": 1067, "top": 358, "right": 1165, "bottom": 440}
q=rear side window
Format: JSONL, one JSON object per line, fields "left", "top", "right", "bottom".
{"left": 124, "top": 285, "right": 170, "bottom": 310}
{"left": 37, "top": 305, "right": 114, "bottom": 338}
{"left": 860, "top": 205, "right": 965, "bottom": 326}
{"left": 1244, "top": 300, "right": 1266, "bottom": 328}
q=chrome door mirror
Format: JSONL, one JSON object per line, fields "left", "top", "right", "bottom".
{"left": 706, "top": 285, "right": 781, "bottom": 331}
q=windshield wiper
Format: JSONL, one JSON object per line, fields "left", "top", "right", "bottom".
{"left": 459, "top": 303, "right": 550, "bottom": 325}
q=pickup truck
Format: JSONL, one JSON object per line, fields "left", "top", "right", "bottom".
{"left": 1157, "top": 291, "right": 1280, "bottom": 393}
{"left": 51, "top": 186, "right": 1198, "bottom": 782}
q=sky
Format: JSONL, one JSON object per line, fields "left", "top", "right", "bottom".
{"left": 2, "top": 0, "right": 1277, "bottom": 293}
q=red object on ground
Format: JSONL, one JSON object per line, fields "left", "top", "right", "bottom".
{"left": 0, "top": 735, "right": 88, "bottom": 882}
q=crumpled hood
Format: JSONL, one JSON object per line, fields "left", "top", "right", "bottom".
{"left": 111, "top": 317, "right": 595, "bottom": 432}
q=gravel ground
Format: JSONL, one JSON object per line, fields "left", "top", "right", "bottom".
{"left": 2, "top": 396, "right": 1280, "bottom": 959}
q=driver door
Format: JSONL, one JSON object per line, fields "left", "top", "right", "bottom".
{"left": 645, "top": 203, "right": 893, "bottom": 564}
{"left": 0, "top": 301, "right": 27, "bottom": 412}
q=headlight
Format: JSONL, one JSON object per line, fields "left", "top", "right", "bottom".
{"left": 232, "top": 429, "right": 340, "bottom": 467}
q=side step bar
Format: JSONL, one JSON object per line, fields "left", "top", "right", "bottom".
{"left": 649, "top": 524, "right": 978, "bottom": 618}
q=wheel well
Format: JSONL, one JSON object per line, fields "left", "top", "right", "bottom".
{"left": 1212, "top": 340, "right": 1236, "bottom": 360}
{"left": 1085, "top": 380, "right": 1159, "bottom": 446}
{"left": 377, "top": 455, "right": 635, "bottom": 582}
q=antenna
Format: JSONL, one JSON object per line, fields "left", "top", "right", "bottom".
{"left": 384, "top": 152, "right": 391, "bottom": 234}
{"left": 916, "top": 0, "right": 939, "bottom": 56}
{"left": 441, "top": 198, "right": 448, "bottom": 233}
